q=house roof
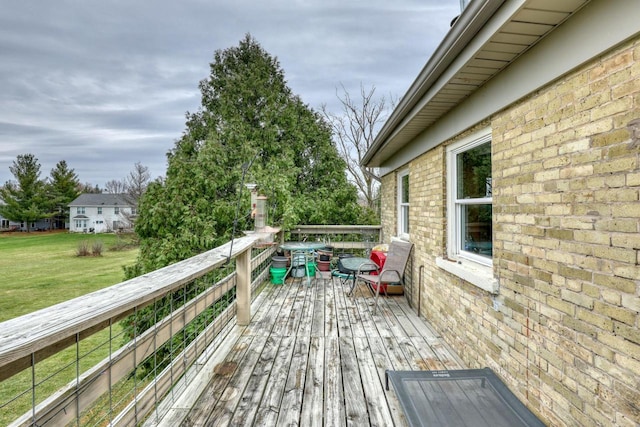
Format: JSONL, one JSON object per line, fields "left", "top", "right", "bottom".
{"left": 363, "top": 0, "right": 591, "bottom": 168}
{"left": 68, "top": 193, "right": 132, "bottom": 207}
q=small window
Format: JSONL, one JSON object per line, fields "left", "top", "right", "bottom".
{"left": 397, "top": 169, "right": 410, "bottom": 238}
{"left": 447, "top": 130, "right": 492, "bottom": 265}
{"left": 114, "top": 207, "right": 120, "bottom": 215}
{"left": 97, "top": 207, "right": 102, "bottom": 215}
{"left": 77, "top": 207, "right": 85, "bottom": 214}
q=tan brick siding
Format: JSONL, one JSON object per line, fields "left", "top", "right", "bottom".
{"left": 492, "top": 36, "right": 640, "bottom": 426}
{"left": 382, "top": 37, "right": 640, "bottom": 426}
{"left": 379, "top": 173, "right": 396, "bottom": 244}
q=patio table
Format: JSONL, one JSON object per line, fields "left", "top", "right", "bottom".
{"left": 280, "top": 242, "right": 326, "bottom": 252}
{"left": 335, "top": 256, "right": 379, "bottom": 295}
{"left": 280, "top": 241, "right": 326, "bottom": 285}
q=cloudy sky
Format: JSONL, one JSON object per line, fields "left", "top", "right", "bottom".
{"left": 0, "top": 0, "right": 459, "bottom": 187}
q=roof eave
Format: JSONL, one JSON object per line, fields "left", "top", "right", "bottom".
{"left": 363, "top": 0, "right": 507, "bottom": 167}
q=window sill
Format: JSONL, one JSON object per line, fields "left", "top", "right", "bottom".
{"left": 436, "top": 257, "right": 499, "bottom": 294}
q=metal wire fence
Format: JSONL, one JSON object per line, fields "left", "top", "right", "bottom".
{"left": 0, "top": 234, "right": 277, "bottom": 427}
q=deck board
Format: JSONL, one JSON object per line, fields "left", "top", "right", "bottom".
{"left": 324, "top": 336, "right": 346, "bottom": 426}
{"left": 170, "top": 277, "right": 464, "bottom": 426}
{"left": 229, "top": 335, "right": 279, "bottom": 426}
{"left": 300, "top": 336, "right": 324, "bottom": 427}
{"left": 277, "top": 335, "right": 311, "bottom": 425}
{"left": 353, "top": 336, "right": 395, "bottom": 426}
{"left": 252, "top": 336, "right": 296, "bottom": 426}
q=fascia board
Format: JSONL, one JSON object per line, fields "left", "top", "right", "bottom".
{"left": 378, "top": 0, "right": 640, "bottom": 175}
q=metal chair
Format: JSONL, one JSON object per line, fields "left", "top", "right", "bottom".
{"left": 356, "top": 240, "right": 413, "bottom": 314}
{"left": 330, "top": 253, "right": 353, "bottom": 286}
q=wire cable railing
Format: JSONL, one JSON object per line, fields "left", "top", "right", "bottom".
{"left": 0, "top": 230, "right": 279, "bottom": 427}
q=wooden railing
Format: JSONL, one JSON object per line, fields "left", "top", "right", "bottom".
{"left": 0, "top": 230, "right": 280, "bottom": 427}
{"left": 288, "top": 225, "right": 381, "bottom": 254}
{"left": 0, "top": 225, "right": 381, "bottom": 426}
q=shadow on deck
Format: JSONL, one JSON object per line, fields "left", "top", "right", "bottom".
{"left": 153, "top": 275, "right": 465, "bottom": 426}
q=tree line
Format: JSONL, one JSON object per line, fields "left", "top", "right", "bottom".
{"left": 0, "top": 154, "right": 150, "bottom": 231}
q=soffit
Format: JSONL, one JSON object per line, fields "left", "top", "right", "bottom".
{"left": 367, "top": 0, "right": 590, "bottom": 167}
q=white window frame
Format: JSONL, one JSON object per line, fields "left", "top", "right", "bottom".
{"left": 438, "top": 127, "right": 498, "bottom": 294}
{"left": 397, "top": 168, "right": 410, "bottom": 239}
{"left": 446, "top": 129, "right": 492, "bottom": 266}
{"left": 97, "top": 207, "right": 102, "bottom": 215}
{"left": 114, "top": 207, "right": 120, "bottom": 215}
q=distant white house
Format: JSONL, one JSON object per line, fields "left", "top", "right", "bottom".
{"left": 68, "top": 194, "right": 136, "bottom": 233}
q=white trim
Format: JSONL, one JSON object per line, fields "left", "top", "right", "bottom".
{"left": 391, "top": 235, "right": 410, "bottom": 243}
{"left": 446, "top": 128, "right": 492, "bottom": 266}
{"left": 436, "top": 256, "right": 499, "bottom": 294}
{"left": 397, "top": 168, "right": 410, "bottom": 240}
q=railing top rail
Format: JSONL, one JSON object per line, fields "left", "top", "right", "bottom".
{"left": 289, "top": 224, "right": 381, "bottom": 234}
{"left": 291, "top": 224, "right": 382, "bottom": 232}
{"left": 0, "top": 231, "right": 275, "bottom": 372}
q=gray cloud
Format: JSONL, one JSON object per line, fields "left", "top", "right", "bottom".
{"left": 0, "top": 0, "right": 458, "bottom": 187}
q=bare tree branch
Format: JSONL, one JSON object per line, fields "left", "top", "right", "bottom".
{"left": 104, "top": 179, "right": 127, "bottom": 194}
{"left": 126, "top": 162, "right": 150, "bottom": 202}
{"left": 104, "top": 162, "right": 151, "bottom": 229}
{"left": 322, "top": 83, "right": 395, "bottom": 211}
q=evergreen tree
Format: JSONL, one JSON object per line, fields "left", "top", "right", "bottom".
{"left": 129, "top": 34, "right": 368, "bottom": 275}
{"left": 48, "top": 160, "right": 81, "bottom": 229}
{"left": 0, "top": 154, "right": 48, "bottom": 231}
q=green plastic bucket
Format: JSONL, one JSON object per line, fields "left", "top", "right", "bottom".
{"left": 270, "top": 267, "right": 287, "bottom": 285}
{"left": 306, "top": 262, "right": 316, "bottom": 277}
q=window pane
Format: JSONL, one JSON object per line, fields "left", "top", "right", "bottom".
{"left": 401, "top": 174, "right": 409, "bottom": 203}
{"left": 461, "top": 204, "right": 492, "bottom": 258}
{"left": 402, "top": 206, "right": 409, "bottom": 234}
{"left": 457, "top": 142, "right": 491, "bottom": 199}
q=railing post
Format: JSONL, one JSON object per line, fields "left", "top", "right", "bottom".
{"left": 236, "top": 246, "right": 251, "bottom": 326}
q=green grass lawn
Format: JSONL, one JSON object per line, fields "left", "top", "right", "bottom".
{"left": 0, "top": 231, "right": 139, "bottom": 425}
{"left": 0, "top": 231, "right": 138, "bottom": 321}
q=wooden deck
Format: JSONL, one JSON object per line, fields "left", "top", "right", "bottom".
{"left": 164, "top": 274, "right": 464, "bottom": 426}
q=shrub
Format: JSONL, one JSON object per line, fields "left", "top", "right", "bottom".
{"left": 76, "top": 240, "right": 104, "bottom": 257}
{"left": 76, "top": 240, "right": 90, "bottom": 257}
{"left": 91, "top": 241, "right": 103, "bottom": 257}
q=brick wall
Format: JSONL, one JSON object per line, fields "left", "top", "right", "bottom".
{"left": 379, "top": 172, "right": 396, "bottom": 244}
{"left": 409, "top": 146, "right": 446, "bottom": 316}
{"left": 383, "top": 37, "right": 640, "bottom": 426}
{"left": 492, "top": 36, "right": 640, "bottom": 426}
